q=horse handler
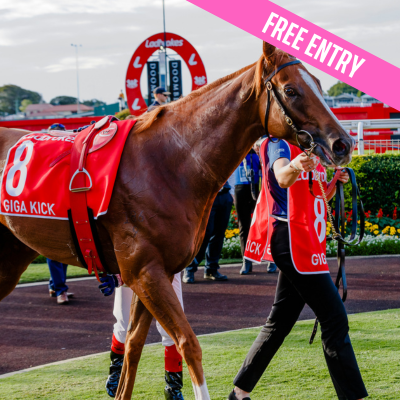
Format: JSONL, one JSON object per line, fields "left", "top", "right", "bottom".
{"left": 100, "top": 273, "right": 185, "bottom": 399}
{"left": 228, "top": 137, "right": 368, "bottom": 400}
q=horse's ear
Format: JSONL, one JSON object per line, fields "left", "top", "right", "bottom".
{"left": 262, "top": 42, "right": 276, "bottom": 61}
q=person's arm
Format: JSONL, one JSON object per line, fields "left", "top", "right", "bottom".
{"left": 273, "top": 153, "right": 319, "bottom": 188}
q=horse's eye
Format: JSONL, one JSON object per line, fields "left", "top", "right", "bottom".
{"left": 284, "top": 88, "right": 296, "bottom": 97}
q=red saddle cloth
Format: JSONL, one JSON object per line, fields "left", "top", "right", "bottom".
{"left": 0, "top": 118, "right": 136, "bottom": 221}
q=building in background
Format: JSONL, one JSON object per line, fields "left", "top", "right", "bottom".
{"left": 324, "top": 93, "right": 382, "bottom": 108}
{"left": 24, "top": 103, "right": 93, "bottom": 119}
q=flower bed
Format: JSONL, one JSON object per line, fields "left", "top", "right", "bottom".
{"left": 221, "top": 235, "right": 242, "bottom": 259}
{"left": 326, "top": 234, "right": 400, "bottom": 257}
{"left": 223, "top": 207, "right": 400, "bottom": 260}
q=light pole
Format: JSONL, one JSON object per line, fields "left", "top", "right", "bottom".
{"left": 71, "top": 44, "right": 82, "bottom": 114}
{"left": 162, "top": 0, "right": 168, "bottom": 91}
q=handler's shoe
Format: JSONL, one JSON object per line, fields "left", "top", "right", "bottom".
{"left": 182, "top": 269, "right": 195, "bottom": 284}
{"left": 50, "top": 290, "right": 74, "bottom": 298}
{"left": 106, "top": 352, "right": 124, "bottom": 398}
{"left": 204, "top": 270, "right": 228, "bottom": 281}
{"left": 228, "top": 389, "right": 251, "bottom": 400}
{"left": 240, "top": 260, "right": 252, "bottom": 275}
{"left": 164, "top": 371, "right": 184, "bottom": 400}
{"left": 57, "top": 292, "right": 69, "bottom": 304}
{"left": 267, "top": 262, "right": 277, "bottom": 273}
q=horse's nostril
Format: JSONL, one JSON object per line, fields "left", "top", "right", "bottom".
{"left": 333, "top": 139, "right": 348, "bottom": 156}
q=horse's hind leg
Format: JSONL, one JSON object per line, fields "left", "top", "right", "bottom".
{"left": 123, "top": 265, "right": 210, "bottom": 400}
{"left": 0, "top": 224, "right": 39, "bottom": 301}
{"left": 115, "top": 291, "right": 154, "bottom": 400}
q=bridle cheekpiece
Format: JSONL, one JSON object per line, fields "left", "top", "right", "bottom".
{"left": 263, "top": 59, "right": 317, "bottom": 157}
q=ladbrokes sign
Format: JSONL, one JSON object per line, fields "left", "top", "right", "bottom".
{"left": 145, "top": 38, "right": 184, "bottom": 48}
{"left": 126, "top": 32, "right": 207, "bottom": 115}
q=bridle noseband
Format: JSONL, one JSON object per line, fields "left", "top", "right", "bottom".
{"left": 263, "top": 59, "right": 317, "bottom": 156}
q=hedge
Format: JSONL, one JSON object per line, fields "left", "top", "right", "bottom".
{"left": 331, "top": 154, "right": 400, "bottom": 216}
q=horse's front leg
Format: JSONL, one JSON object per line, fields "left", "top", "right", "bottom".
{"left": 115, "top": 290, "right": 153, "bottom": 400}
{"left": 122, "top": 262, "right": 210, "bottom": 400}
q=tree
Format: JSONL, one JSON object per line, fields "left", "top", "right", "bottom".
{"left": 19, "top": 99, "right": 32, "bottom": 112}
{"left": 82, "top": 99, "right": 106, "bottom": 108}
{"left": 0, "top": 85, "right": 42, "bottom": 115}
{"left": 50, "top": 96, "right": 78, "bottom": 105}
{"left": 327, "top": 81, "right": 364, "bottom": 97}
{"left": 115, "top": 109, "right": 131, "bottom": 120}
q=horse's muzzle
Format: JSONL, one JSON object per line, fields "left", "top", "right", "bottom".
{"left": 332, "top": 137, "right": 354, "bottom": 165}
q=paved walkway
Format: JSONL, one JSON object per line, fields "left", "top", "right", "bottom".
{"left": 0, "top": 256, "right": 399, "bottom": 375}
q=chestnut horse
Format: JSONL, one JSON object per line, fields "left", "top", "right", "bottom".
{"left": 0, "top": 42, "right": 354, "bottom": 399}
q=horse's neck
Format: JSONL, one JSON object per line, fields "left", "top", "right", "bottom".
{"left": 180, "top": 68, "right": 262, "bottom": 193}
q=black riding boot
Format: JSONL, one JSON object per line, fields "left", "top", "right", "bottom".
{"left": 106, "top": 351, "right": 124, "bottom": 398}
{"left": 164, "top": 370, "right": 184, "bottom": 400}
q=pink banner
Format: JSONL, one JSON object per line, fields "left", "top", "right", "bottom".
{"left": 187, "top": 0, "right": 400, "bottom": 110}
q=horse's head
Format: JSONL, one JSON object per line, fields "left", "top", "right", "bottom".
{"left": 258, "top": 42, "right": 355, "bottom": 167}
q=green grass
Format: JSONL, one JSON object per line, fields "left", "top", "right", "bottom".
{"left": 18, "top": 260, "right": 243, "bottom": 284}
{"left": 18, "top": 263, "right": 91, "bottom": 284}
{"left": 2, "top": 309, "right": 400, "bottom": 399}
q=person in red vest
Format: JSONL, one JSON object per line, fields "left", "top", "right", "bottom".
{"left": 228, "top": 137, "right": 367, "bottom": 400}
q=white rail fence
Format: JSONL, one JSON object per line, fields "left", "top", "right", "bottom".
{"left": 340, "top": 119, "right": 400, "bottom": 155}
{"left": 360, "top": 140, "right": 400, "bottom": 154}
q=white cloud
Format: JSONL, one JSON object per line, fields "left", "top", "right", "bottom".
{"left": 0, "top": 30, "right": 13, "bottom": 46}
{"left": 0, "top": 0, "right": 188, "bottom": 20}
{"left": 45, "top": 56, "right": 114, "bottom": 73}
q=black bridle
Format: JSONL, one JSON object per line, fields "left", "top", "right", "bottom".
{"left": 261, "top": 59, "right": 366, "bottom": 344}
{"left": 263, "top": 59, "right": 316, "bottom": 155}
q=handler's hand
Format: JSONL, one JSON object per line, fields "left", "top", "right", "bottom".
{"left": 98, "top": 274, "right": 119, "bottom": 296}
{"left": 292, "top": 153, "right": 319, "bottom": 173}
{"left": 337, "top": 169, "right": 349, "bottom": 184}
{"left": 252, "top": 142, "right": 260, "bottom": 157}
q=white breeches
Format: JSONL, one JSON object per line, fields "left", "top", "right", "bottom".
{"left": 113, "top": 273, "right": 183, "bottom": 347}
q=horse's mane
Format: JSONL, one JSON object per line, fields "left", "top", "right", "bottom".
{"left": 133, "top": 49, "right": 290, "bottom": 134}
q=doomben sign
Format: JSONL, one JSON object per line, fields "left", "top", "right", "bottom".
{"left": 186, "top": 0, "right": 400, "bottom": 110}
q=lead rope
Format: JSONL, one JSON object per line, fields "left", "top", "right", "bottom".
{"left": 301, "top": 141, "right": 364, "bottom": 345}
{"left": 314, "top": 169, "right": 341, "bottom": 240}
{"left": 307, "top": 152, "right": 339, "bottom": 344}
{"left": 309, "top": 168, "right": 337, "bottom": 344}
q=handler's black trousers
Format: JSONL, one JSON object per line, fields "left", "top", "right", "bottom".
{"left": 234, "top": 184, "right": 258, "bottom": 256}
{"left": 233, "top": 222, "right": 368, "bottom": 400}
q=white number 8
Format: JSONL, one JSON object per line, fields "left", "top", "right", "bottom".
{"left": 314, "top": 198, "right": 326, "bottom": 243}
{"left": 6, "top": 140, "right": 34, "bottom": 197}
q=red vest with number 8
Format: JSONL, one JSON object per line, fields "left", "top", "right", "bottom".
{"left": 244, "top": 138, "right": 329, "bottom": 274}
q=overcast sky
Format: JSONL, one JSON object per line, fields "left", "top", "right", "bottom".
{"left": 0, "top": 0, "right": 399, "bottom": 105}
